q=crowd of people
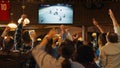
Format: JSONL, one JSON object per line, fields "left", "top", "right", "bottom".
{"left": 0, "top": 9, "right": 120, "bottom": 68}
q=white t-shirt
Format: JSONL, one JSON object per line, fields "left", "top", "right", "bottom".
{"left": 114, "top": 26, "right": 120, "bottom": 41}
{"left": 18, "top": 18, "right": 30, "bottom": 26}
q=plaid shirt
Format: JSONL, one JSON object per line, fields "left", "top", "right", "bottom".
{"left": 14, "top": 23, "right": 23, "bottom": 50}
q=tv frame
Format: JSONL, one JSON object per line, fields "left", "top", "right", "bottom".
{"left": 38, "top": 3, "right": 74, "bottom": 25}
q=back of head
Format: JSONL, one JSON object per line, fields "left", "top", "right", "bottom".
{"left": 76, "top": 41, "right": 83, "bottom": 52}
{"left": 59, "top": 39, "right": 75, "bottom": 68}
{"left": 62, "top": 59, "right": 71, "bottom": 68}
{"left": 60, "top": 39, "right": 75, "bottom": 58}
{"left": 106, "top": 32, "right": 118, "bottom": 43}
{"left": 3, "top": 36, "right": 14, "bottom": 51}
{"left": 98, "top": 33, "right": 107, "bottom": 46}
{"left": 76, "top": 45, "right": 95, "bottom": 63}
{"left": 45, "top": 39, "right": 53, "bottom": 55}
{"left": 20, "top": 14, "right": 27, "bottom": 20}
{"left": 22, "top": 30, "right": 31, "bottom": 43}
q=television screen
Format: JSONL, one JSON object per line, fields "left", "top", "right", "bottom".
{"left": 38, "top": 3, "right": 73, "bottom": 24}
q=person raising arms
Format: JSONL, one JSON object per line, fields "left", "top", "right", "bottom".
{"left": 32, "top": 28, "right": 85, "bottom": 68}
{"left": 108, "top": 9, "right": 120, "bottom": 41}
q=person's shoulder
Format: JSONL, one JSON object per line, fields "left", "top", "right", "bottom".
{"left": 114, "top": 26, "right": 120, "bottom": 31}
{"left": 101, "top": 43, "right": 109, "bottom": 51}
{"left": 71, "top": 61, "right": 85, "bottom": 68}
{"left": 11, "top": 50, "right": 29, "bottom": 56}
{"left": 9, "top": 51, "right": 21, "bottom": 57}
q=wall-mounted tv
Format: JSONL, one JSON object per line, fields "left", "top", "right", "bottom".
{"left": 38, "top": 3, "right": 73, "bottom": 24}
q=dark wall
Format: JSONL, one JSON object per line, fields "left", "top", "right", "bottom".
{"left": 0, "top": 1, "right": 120, "bottom": 27}
{"left": 10, "top": 1, "right": 38, "bottom": 25}
{"left": 75, "top": 1, "right": 120, "bottom": 26}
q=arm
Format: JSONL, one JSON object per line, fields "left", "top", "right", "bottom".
{"left": 109, "top": 9, "right": 120, "bottom": 37}
{"left": 0, "top": 26, "right": 10, "bottom": 49}
{"left": 109, "top": 9, "right": 119, "bottom": 27}
{"left": 32, "top": 29, "right": 57, "bottom": 67}
{"left": 65, "top": 28, "right": 73, "bottom": 41}
{"left": 92, "top": 18, "right": 105, "bottom": 33}
{"left": 40, "top": 29, "right": 57, "bottom": 47}
{"left": 1, "top": 26, "right": 10, "bottom": 38}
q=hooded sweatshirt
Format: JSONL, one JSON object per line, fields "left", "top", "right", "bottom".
{"left": 100, "top": 42, "right": 120, "bottom": 68}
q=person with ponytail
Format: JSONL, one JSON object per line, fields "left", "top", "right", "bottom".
{"left": 60, "top": 39, "right": 75, "bottom": 68}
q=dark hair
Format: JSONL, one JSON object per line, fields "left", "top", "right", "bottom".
{"left": 76, "top": 45, "right": 95, "bottom": 63}
{"left": 76, "top": 41, "right": 83, "bottom": 52}
{"left": 22, "top": 30, "right": 32, "bottom": 43}
{"left": 45, "top": 39, "right": 53, "bottom": 55}
{"left": 3, "top": 36, "right": 14, "bottom": 51}
{"left": 59, "top": 39, "right": 75, "bottom": 68}
{"left": 107, "top": 32, "right": 118, "bottom": 43}
{"left": 98, "top": 33, "right": 107, "bottom": 46}
{"left": 62, "top": 59, "right": 71, "bottom": 68}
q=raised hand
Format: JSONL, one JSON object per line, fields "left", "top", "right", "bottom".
{"left": 108, "top": 9, "right": 119, "bottom": 27}
{"left": 108, "top": 9, "right": 115, "bottom": 19}
{"left": 92, "top": 18, "right": 104, "bottom": 33}
{"left": 92, "top": 18, "right": 98, "bottom": 26}
{"left": 47, "top": 28, "right": 57, "bottom": 39}
{"left": 1, "top": 26, "right": 10, "bottom": 37}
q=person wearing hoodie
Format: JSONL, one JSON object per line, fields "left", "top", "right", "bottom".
{"left": 100, "top": 32, "right": 120, "bottom": 68}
